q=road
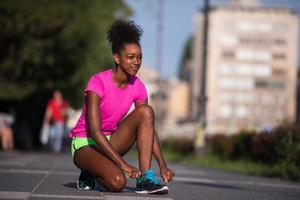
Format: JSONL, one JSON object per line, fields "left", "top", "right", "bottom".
{"left": 0, "top": 150, "right": 299, "bottom": 200}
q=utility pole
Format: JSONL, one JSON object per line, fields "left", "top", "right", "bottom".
{"left": 198, "top": 0, "right": 209, "bottom": 126}
{"left": 156, "top": 0, "right": 163, "bottom": 76}
{"left": 194, "top": 0, "right": 210, "bottom": 155}
{"left": 156, "top": 0, "right": 164, "bottom": 128}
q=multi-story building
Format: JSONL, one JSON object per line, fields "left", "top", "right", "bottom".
{"left": 192, "top": 3, "right": 298, "bottom": 135}
{"left": 138, "top": 67, "right": 192, "bottom": 139}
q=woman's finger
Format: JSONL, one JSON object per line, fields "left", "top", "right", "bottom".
{"left": 132, "top": 170, "right": 137, "bottom": 179}
{"left": 167, "top": 171, "right": 174, "bottom": 181}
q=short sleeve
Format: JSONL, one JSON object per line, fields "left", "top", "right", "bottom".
{"left": 134, "top": 79, "right": 148, "bottom": 103}
{"left": 84, "top": 75, "right": 104, "bottom": 98}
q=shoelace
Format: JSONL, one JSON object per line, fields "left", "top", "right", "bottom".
{"left": 143, "top": 170, "right": 159, "bottom": 185}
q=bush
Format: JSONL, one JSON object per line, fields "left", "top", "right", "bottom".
{"left": 232, "top": 131, "right": 253, "bottom": 159}
{"left": 272, "top": 125, "right": 300, "bottom": 166}
{"left": 207, "top": 134, "right": 235, "bottom": 158}
{"left": 162, "top": 137, "right": 194, "bottom": 155}
{"left": 205, "top": 123, "right": 300, "bottom": 180}
{"left": 250, "top": 132, "right": 277, "bottom": 163}
{"left": 274, "top": 161, "right": 300, "bottom": 181}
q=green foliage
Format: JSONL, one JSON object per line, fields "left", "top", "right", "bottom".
{"left": 161, "top": 124, "right": 300, "bottom": 181}
{"left": 0, "top": 0, "right": 131, "bottom": 106}
{"left": 161, "top": 137, "right": 194, "bottom": 155}
{"left": 178, "top": 36, "right": 193, "bottom": 81}
{"left": 206, "top": 124, "right": 300, "bottom": 181}
{"left": 232, "top": 131, "right": 253, "bottom": 159}
{"left": 250, "top": 132, "right": 277, "bottom": 163}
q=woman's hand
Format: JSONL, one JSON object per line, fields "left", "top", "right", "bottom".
{"left": 160, "top": 166, "right": 174, "bottom": 183}
{"left": 121, "top": 162, "right": 141, "bottom": 179}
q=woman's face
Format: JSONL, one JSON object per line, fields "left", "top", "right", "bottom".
{"left": 114, "top": 43, "right": 142, "bottom": 76}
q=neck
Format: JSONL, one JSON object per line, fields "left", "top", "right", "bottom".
{"left": 112, "top": 67, "right": 129, "bottom": 87}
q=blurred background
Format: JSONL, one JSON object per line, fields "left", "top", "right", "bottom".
{"left": 0, "top": 0, "right": 299, "bottom": 180}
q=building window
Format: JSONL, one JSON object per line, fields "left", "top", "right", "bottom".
{"left": 255, "top": 80, "right": 268, "bottom": 88}
{"left": 273, "top": 53, "right": 286, "bottom": 60}
{"left": 272, "top": 69, "right": 286, "bottom": 76}
{"left": 273, "top": 39, "right": 286, "bottom": 46}
{"left": 253, "top": 64, "right": 272, "bottom": 77}
{"left": 224, "top": 21, "right": 236, "bottom": 30}
{"left": 236, "top": 106, "right": 248, "bottom": 118}
{"left": 255, "top": 80, "right": 285, "bottom": 89}
{"left": 275, "top": 94, "right": 285, "bottom": 104}
{"left": 254, "top": 106, "right": 263, "bottom": 117}
{"left": 236, "top": 93, "right": 255, "bottom": 103}
{"left": 220, "top": 78, "right": 254, "bottom": 90}
{"left": 220, "top": 64, "right": 234, "bottom": 74}
{"left": 219, "top": 93, "right": 234, "bottom": 102}
{"left": 273, "top": 23, "right": 289, "bottom": 32}
{"left": 222, "top": 51, "right": 235, "bottom": 58}
{"left": 271, "top": 81, "right": 285, "bottom": 89}
{"left": 239, "top": 37, "right": 286, "bottom": 47}
{"left": 220, "top": 63, "right": 271, "bottom": 77}
{"left": 236, "top": 49, "right": 271, "bottom": 61}
{"left": 219, "top": 92, "right": 259, "bottom": 104}
{"left": 236, "top": 21, "right": 272, "bottom": 32}
{"left": 221, "top": 35, "right": 238, "bottom": 47}
{"left": 261, "top": 95, "right": 275, "bottom": 104}
{"left": 219, "top": 105, "right": 233, "bottom": 117}
{"left": 275, "top": 108, "right": 284, "bottom": 118}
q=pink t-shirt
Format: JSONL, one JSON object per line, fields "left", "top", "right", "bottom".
{"left": 69, "top": 69, "right": 148, "bottom": 138}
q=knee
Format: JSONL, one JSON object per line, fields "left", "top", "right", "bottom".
{"left": 136, "top": 105, "right": 154, "bottom": 121}
{"left": 105, "top": 173, "right": 127, "bottom": 192}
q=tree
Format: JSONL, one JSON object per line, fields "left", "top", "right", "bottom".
{"left": 178, "top": 36, "right": 193, "bottom": 81}
{"left": 0, "top": 0, "right": 131, "bottom": 149}
{"left": 0, "top": 0, "right": 131, "bottom": 105}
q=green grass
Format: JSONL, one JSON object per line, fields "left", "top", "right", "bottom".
{"left": 161, "top": 148, "right": 300, "bottom": 182}
{"left": 128, "top": 147, "right": 300, "bottom": 182}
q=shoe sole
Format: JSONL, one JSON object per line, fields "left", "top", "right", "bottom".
{"left": 135, "top": 186, "right": 169, "bottom": 195}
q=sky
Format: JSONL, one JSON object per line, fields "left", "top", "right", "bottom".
{"left": 124, "top": 0, "right": 300, "bottom": 79}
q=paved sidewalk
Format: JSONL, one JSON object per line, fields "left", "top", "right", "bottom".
{"left": 0, "top": 151, "right": 174, "bottom": 200}
{"left": 2, "top": 150, "right": 300, "bottom": 200}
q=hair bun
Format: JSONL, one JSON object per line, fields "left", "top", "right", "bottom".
{"left": 106, "top": 20, "right": 143, "bottom": 54}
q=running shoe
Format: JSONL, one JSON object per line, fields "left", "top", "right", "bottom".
{"left": 135, "top": 170, "right": 169, "bottom": 194}
{"left": 76, "top": 170, "right": 95, "bottom": 190}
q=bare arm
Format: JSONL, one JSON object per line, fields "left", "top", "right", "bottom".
{"left": 152, "top": 130, "right": 174, "bottom": 182}
{"left": 43, "top": 107, "right": 52, "bottom": 124}
{"left": 87, "top": 91, "right": 140, "bottom": 178}
{"left": 152, "top": 131, "right": 167, "bottom": 168}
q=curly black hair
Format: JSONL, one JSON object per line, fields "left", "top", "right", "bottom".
{"left": 106, "top": 20, "right": 143, "bottom": 54}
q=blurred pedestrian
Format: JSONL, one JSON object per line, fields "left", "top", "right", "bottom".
{"left": 42, "top": 90, "right": 69, "bottom": 153}
{"left": 70, "top": 20, "right": 174, "bottom": 194}
{"left": 0, "top": 113, "right": 14, "bottom": 151}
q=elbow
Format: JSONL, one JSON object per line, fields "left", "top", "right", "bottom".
{"left": 88, "top": 125, "right": 99, "bottom": 139}
{"left": 89, "top": 129, "right": 99, "bottom": 140}
{"left": 89, "top": 131, "right": 96, "bottom": 139}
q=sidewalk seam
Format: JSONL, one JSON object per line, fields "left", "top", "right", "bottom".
{"left": 30, "top": 171, "right": 51, "bottom": 194}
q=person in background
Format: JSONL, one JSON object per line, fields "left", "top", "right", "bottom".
{"left": 69, "top": 20, "right": 174, "bottom": 195}
{"left": 0, "top": 113, "right": 14, "bottom": 151}
{"left": 43, "top": 90, "right": 69, "bottom": 153}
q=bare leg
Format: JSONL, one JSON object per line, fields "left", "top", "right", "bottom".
{"left": 74, "top": 105, "right": 155, "bottom": 191}
{"left": 74, "top": 146, "right": 126, "bottom": 192}
{"left": 0, "top": 127, "right": 14, "bottom": 151}
{"left": 110, "top": 105, "right": 155, "bottom": 172}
